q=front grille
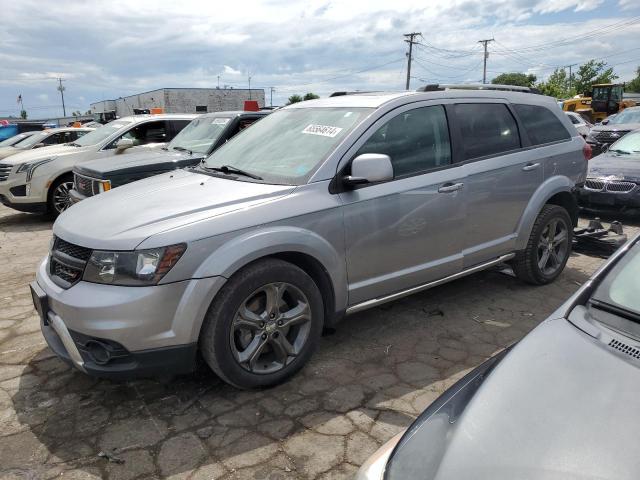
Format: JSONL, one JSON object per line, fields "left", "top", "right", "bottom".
{"left": 49, "top": 236, "right": 92, "bottom": 288}
{"left": 0, "top": 164, "right": 11, "bottom": 182}
{"left": 595, "top": 130, "right": 630, "bottom": 143}
{"left": 74, "top": 173, "right": 96, "bottom": 197}
{"left": 606, "top": 181, "right": 636, "bottom": 193}
{"left": 609, "top": 339, "right": 640, "bottom": 360}
{"left": 585, "top": 179, "right": 605, "bottom": 191}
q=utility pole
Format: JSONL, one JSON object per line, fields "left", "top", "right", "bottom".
{"left": 564, "top": 63, "right": 578, "bottom": 94}
{"left": 478, "top": 38, "right": 494, "bottom": 84}
{"left": 57, "top": 78, "right": 66, "bottom": 116}
{"left": 217, "top": 75, "right": 220, "bottom": 88}
{"left": 269, "top": 87, "right": 275, "bottom": 107}
{"left": 248, "top": 74, "right": 252, "bottom": 100}
{"left": 404, "top": 32, "right": 421, "bottom": 90}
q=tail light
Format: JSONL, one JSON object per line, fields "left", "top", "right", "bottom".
{"left": 583, "top": 142, "right": 592, "bottom": 161}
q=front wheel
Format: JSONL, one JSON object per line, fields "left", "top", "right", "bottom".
{"left": 512, "top": 204, "right": 573, "bottom": 285}
{"left": 48, "top": 174, "right": 75, "bottom": 217}
{"left": 199, "top": 258, "right": 324, "bottom": 389}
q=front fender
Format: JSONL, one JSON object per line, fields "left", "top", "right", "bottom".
{"left": 515, "top": 175, "right": 575, "bottom": 251}
{"left": 191, "top": 226, "right": 348, "bottom": 312}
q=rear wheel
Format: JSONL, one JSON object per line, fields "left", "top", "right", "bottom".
{"left": 512, "top": 204, "right": 572, "bottom": 285}
{"left": 47, "top": 174, "right": 74, "bottom": 217}
{"left": 199, "top": 258, "right": 324, "bottom": 389}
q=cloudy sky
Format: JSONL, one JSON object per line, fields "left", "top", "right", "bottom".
{"left": 1, "top": 0, "right": 639, "bottom": 119}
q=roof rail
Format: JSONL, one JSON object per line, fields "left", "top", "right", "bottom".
{"left": 416, "top": 83, "right": 541, "bottom": 94}
{"left": 329, "top": 91, "right": 379, "bottom": 97}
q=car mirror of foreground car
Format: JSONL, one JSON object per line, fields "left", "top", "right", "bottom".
{"left": 343, "top": 153, "right": 394, "bottom": 187}
{"left": 115, "top": 138, "right": 135, "bottom": 151}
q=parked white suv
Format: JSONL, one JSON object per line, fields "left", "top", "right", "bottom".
{"left": 0, "top": 114, "right": 196, "bottom": 216}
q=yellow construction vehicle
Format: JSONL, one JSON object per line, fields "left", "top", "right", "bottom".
{"left": 562, "top": 83, "right": 636, "bottom": 123}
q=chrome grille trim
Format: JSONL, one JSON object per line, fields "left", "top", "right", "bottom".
{"left": 606, "top": 181, "right": 636, "bottom": 193}
{"left": 595, "top": 130, "right": 630, "bottom": 143}
{"left": 584, "top": 179, "right": 605, "bottom": 191}
{"left": 49, "top": 236, "right": 92, "bottom": 288}
{"left": 74, "top": 173, "right": 96, "bottom": 197}
{"left": 0, "top": 164, "right": 11, "bottom": 182}
{"left": 585, "top": 178, "right": 637, "bottom": 194}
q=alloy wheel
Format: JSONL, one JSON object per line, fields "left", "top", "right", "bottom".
{"left": 537, "top": 217, "right": 569, "bottom": 276}
{"left": 230, "top": 282, "right": 312, "bottom": 374}
{"left": 52, "top": 181, "right": 74, "bottom": 213}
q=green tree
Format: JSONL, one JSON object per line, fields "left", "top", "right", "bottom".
{"left": 286, "top": 94, "right": 303, "bottom": 105}
{"left": 536, "top": 68, "right": 570, "bottom": 98}
{"left": 20, "top": 110, "right": 27, "bottom": 119}
{"left": 303, "top": 92, "right": 320, "bottom": 101}
{"left": 626, "top": 67, "right": 640, "bottom": 93}
{"left": 573, "top": 59, "right": 618, "bottom": 96}
{"left": 491, "top": 72, "right": 537, "bottom": 87}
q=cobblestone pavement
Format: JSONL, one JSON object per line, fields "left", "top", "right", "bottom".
{"left": 0, "top": 204, "right": 637, "bottom": 480}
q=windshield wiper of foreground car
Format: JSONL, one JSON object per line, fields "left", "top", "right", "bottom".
{"left": 201, "top": 164, "right": 263, "bottom": 180}
{"left": 172, "top": 146, "right": 193, "bottom": 155}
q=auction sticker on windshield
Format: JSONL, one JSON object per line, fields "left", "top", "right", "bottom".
{"left": 212, "top": 118, "right": 230, "bottom": 125}
{"left": 302, "top": 124, "right": 343, "bottom": 137}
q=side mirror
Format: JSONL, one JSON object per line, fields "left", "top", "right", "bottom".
{"left": 115, "top": 138, "right": 134, "bottom": 151}
{"left": 601, "top": 119, "right": 610, "bottom": 125}
{"left": 33, "top": 143, "right": 46, "bottom": 149}
{"left": 343, "top": 153, "right": 393, "bottom": 187}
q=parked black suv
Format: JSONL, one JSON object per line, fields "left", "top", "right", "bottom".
{"left": 70, "top": 111, "right": 269, "bottom": 202}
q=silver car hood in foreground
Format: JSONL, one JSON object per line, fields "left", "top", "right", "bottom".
{"left": 54, "top": 169, "right": 296, "bottom": 250}
{"left": 422, "top": 317, "right": 639, "bottom": 480}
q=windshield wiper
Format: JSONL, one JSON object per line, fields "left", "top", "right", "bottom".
{"left": 68, "top": 142, "right": 81, "bottom": 147}
{"left": 204, "top": 164, "right": 263, "bottom": 180}
{"left": 172, "top": 146, "right": 193, "bottom": 155}
{"left": 610, "top": 149, "right": 631, "bottom": 155}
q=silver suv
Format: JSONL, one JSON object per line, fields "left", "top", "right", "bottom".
{"left": 31, "top": 90, "right": 588, "bottom": 389}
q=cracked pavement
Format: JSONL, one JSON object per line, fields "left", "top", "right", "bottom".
{"left": 0, "top": 204, "right": 636, "bottom": 479}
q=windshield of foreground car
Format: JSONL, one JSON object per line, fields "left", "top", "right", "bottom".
{"left": 591, "top": 242, "right": 640, "bottom": 321}
{"left": 608, "top": 108, "right": 640, "bottom": 125}
{"left": 0, "top": 132, "right": 35, "bottom": 147}
{"left": 203, "top": 107, "right": 373, "bottom": 185}
{"left": 73, "top": 120, "right": 133, "bottom": 147}
{"left": 168, "top": 116, "right": 231, "bottom": 154}
{"left": 609, "top": 132, "right": 640, "bottom": 155}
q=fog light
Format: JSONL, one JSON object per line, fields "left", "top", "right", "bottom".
{"left": 85, "top": 341, "right": 111, "bottom": 365}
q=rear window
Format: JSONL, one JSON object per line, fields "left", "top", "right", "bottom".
{"left": 454, "top": 103, "right": 520, "bottom": 160}
{"left": 514, "top": 104, "right": 571, "bottom": 145}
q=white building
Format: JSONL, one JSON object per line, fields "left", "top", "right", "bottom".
{"left": 91, "top": 88, "right": 265, "bottom": 118}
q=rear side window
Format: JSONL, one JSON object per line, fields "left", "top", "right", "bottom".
{"left": 514, "top": 104, "right": 571, "bottom": 145}
{"left": 568, "top": 114, "right": 580, "bottom": 125}
{"left": 454, "top": 103, "right": 520, "bottom": 160}
{"left": 356, "top": 105, "right": 452, "bottom": 177}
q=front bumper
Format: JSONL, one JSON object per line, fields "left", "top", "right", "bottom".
{"left": 34, "top": 257, "right": 225, "bottom": 379}
{"left": 577, "top": 187, "right": 640, "bottom": 209}
{"left": 0, "top": 168, "right": 48, "bottom": 212}
{"left": 69, "top": 188, "right": 87, "bottom": 204}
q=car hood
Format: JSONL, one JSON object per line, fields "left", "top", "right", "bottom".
{"left": 75, "top": 148, "right": 199, "bottom": 178}
{"left": 393, "top": 318, "right": 640, "bottom": 480}
{"left": 54, "top": 169, "right": 297, "bottom": 250}
{"left": 587, "top": 152, "right": 640, "bottom": 182}
{"left": 0, "top": 144, "right": 89, "bottom": 165}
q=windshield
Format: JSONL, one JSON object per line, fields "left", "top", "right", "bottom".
{"left": 592, "top": 242, "right": 640, "bottom": 320}
{"left": 73, "top": 120, "right": 133, "bottom": 147}
{"left": 609, "top": 132, "right": 640, "bottom": 154}
{"left": 168, "top": 116, "right": 231, "bottom": 154}
{"left": 14, "top": 131, "right": 50, "bottom": 148}
{"left": 608, "top": 108, "right": 640, "bottom": 125}
{"left": 203, "top": 107, "right": 373, "bottom": 184}
{"left": 0, "top": 132, "right": 35, "bottom": 147}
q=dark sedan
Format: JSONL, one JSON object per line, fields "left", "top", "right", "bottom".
{"left": 357, "top": 234, "right": 640, "bottom": 480}
{"left": 578, "top": 129, "right": 640, "bottom": 210}
{"left": 586, "top": 106, "right": 640, "bottom": 156}
{"left": 70, "top": 110, "right": 269, "bottom": 202}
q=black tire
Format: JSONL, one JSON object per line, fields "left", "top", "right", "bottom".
{"left": 47, "top": 174, "right": 75, "bottom": 218}
{"left": 199, "top": 258, "right": 324, "bottom": 389}
{"left": 512, "top": 204, "right": 573, "bottom": 285}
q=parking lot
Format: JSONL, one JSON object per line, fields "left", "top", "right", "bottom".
{"left": 0, "top": 204, "right": 634, "bottom": 479}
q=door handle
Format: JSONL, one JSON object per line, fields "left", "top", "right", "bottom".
{"left": 522, "top": 162, "right": 541, "bottom": 171}
{"left": 438, "top": 182, "right": 464, "bottom": 193}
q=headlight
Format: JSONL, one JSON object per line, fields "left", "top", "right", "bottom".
{"left": 96, "top": 179, "right": 111, "bottom": 193}
{"left": 83, "top": 244, "right": 186, "bottom": 286}
{"left": 585, "top": 132, "right": 596, "bottom": 143}
{"left": 16, "top": 158, "right": 54, "bottom": 181}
